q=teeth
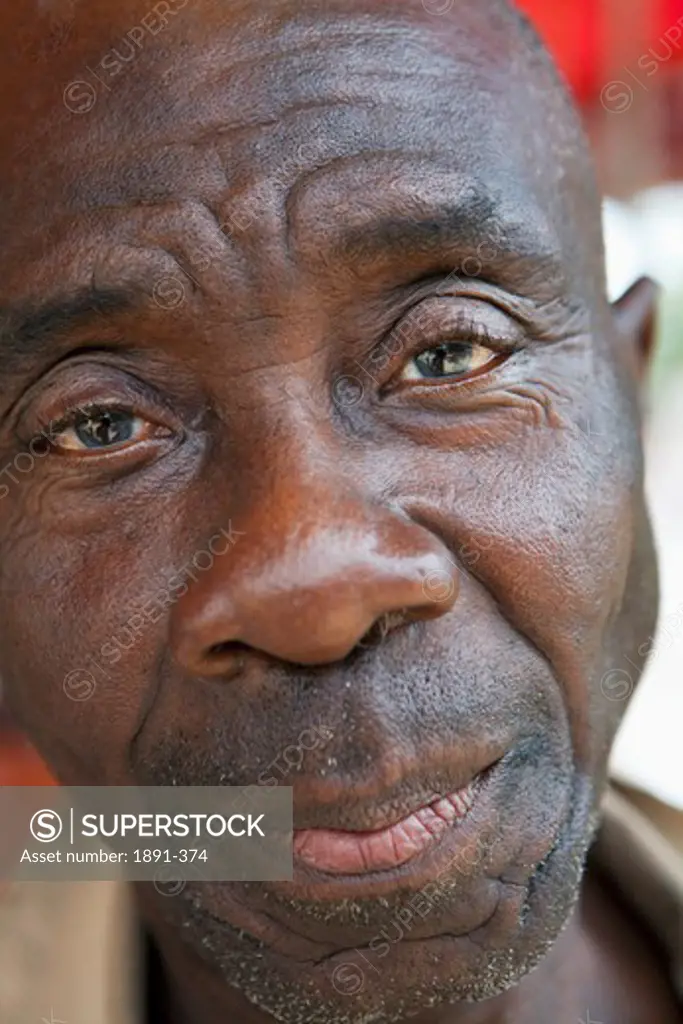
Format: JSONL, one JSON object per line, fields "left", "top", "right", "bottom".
{"left": 451, "top": 793, "right": 469, "bottom": 817}
{"left": 429, "top": 780, "right": 477, "bottom": 823}
{"left": 450, "top": 782, "right": 475, "bottom": 816}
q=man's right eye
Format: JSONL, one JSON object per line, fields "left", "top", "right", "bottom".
{"left": 36, "top": 405, "right": 171, "bottom": 455}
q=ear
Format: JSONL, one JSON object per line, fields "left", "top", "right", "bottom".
{"left": 611, "top": 276, "right": 659, "bottom": 385}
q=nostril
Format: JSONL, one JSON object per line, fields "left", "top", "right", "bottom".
{"left": 206, "top": 639, "right": 251, "bottom": 661}
{"left": 357, "top": 610, "right": 410, "bottom": 649}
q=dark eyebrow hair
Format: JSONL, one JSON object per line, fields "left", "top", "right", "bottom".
{"left": 313, "top": 169, "right": 567, "bottom": 289}
{"left": 326, "top": 205, "right": 572, "bottom": 312}
{"left": 333, "top": 208, "right": 559, "bottom": 270}
{"left": 0, "top": 284, "right": 155, "bottom": 384}
{"left": 338, "top": 207, "right": 489, "bottom": 259}
{"left": 1, "top": 285, "right": 143, "bottom": 352}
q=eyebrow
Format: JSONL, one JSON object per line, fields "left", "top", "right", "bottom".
{"left": 297, "top": 163, "right": 567, "bottom": 298}
{"left": 333, "top": 207, "right": 561, "bottom": 274}
{"left": 0, "top": 285, "right": 147, "bottom": 370}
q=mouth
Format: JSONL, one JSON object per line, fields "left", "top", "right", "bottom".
{"left": 293, "top": 777, "right": 481, "bottom": 875}
{"left": 264, "top": 753, "right": 510, "bottom": 902}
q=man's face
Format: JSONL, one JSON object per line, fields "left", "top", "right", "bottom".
{"left": 0, "top": 0, "right": 657, "bottom": 1021}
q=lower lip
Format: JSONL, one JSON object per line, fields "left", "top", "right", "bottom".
{"left": 293, "top": 779, "right": 479, "bottom": 875}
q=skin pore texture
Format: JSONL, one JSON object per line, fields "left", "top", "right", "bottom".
{"left": 0, "top": 0, "right": 678, "bottom": 1022}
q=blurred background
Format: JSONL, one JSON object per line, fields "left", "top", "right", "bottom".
{"left": 1, "top": 0, "right": 682, "bottom": 809}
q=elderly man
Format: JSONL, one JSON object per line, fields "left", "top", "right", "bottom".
{"left": 0, "top": 0, "right": 681, "bottom": 1022}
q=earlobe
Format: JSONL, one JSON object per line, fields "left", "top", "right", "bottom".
{"left": 612, "top": 276, "right": 660, "bottom": 383}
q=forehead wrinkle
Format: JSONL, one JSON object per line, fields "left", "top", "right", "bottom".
{"left": 163, "top": 0, "right": 528, "bottom": 94}
{"left": 78, "top": 8, "right": 512, "bottom": 163}
{"left": 70, "top": 97, "right": 379, "bottom": 213}
{"left": 180, "top": 18, "right": 429, "bottom": 85}
{"left": 195, "top": 0, "right": 539, "bottom": 86}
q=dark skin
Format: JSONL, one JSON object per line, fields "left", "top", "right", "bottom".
{"left": 0, "top": 0, "right": 680, "bottom": 1021}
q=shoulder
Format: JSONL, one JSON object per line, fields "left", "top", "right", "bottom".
{"left": 591, "top": 784, "right": 683, "bottom": 1006}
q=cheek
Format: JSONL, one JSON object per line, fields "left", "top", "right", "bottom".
{"left": 397, "top": 435, "right": 639, "bottom": 768}
{"left": 0, "top": 504, "right": 176, "bottom": 784}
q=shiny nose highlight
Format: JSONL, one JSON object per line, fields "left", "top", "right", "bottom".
{"left": 169, "top": 517, "right": 458, "bottom": 673}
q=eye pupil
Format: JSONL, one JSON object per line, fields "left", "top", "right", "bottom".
{"left": 414, "top": 342, "right": 473, "bottom": 378}
{"left": 75, "top": 410, "right": 134, "bottom": 448}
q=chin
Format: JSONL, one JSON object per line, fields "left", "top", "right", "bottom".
{"left": 149, "top": 768, "right": 600, "bottom": 1024}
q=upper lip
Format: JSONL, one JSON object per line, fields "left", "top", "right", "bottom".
{"left": 290, "top": 748, "right": 505, "bottom": 833}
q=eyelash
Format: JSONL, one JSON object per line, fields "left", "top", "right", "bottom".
{"left": 48, "top": 402, "right": 120, "bottom": 434}
{"left": 414, "top": 320, "right": 503, "bottom": 355}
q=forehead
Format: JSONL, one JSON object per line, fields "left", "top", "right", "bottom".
{"left": 0, "top": 0, "right": 585, "bottom": 305}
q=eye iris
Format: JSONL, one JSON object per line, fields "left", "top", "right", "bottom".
{"left": 414, "top": 342, "right": 474, "bottom": 378}
{"left": 74, "top": 410, "right": 134, "bottom": 448}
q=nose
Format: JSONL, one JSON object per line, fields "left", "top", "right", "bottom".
{"left": 169, "top": 493, "right": 458, "bottom": 673}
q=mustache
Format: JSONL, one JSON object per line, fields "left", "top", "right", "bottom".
{"left": 131, "top": 620, "right": 556, "bottom": 814}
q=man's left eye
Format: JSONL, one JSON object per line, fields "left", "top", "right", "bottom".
{"left": 399, "top": 341, "right": 497, "bottom": 382}
{"left": 52, "top": 409, "right": 149, "bottom": 452}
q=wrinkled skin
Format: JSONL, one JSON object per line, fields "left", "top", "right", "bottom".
{"left": 0, "top": 0, "right": 670, "bottom": 1022}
